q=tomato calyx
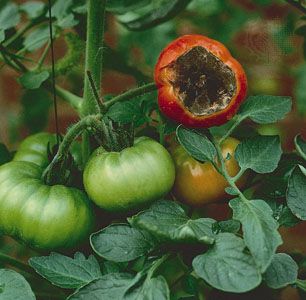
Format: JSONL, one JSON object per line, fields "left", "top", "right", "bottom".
{"left": 166, "top": 46, "right": 237, "bottom": 117}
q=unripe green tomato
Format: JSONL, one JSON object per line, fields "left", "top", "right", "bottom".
{"left": 13, "top": 133, "right": 57, "bottom": 168}
{"left": 0, "top": 161, "right": 94, "bottom": 250}
{"left": 13, "top": 132, "right": 82, "bottom": 168}
{"left": 83, "top": 137, "right": 175, "bottom": 212}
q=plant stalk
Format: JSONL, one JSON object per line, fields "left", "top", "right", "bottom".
{"left": 81, "top": 0, "right": 107, "bottom": 165}
{"left": 105, "top": 82, "right": 157, "bottom": 108}
{"left": 0, "top": 252, "right": 36, "bottom": 276}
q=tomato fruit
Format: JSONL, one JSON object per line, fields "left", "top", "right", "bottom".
{"left": 83, "top": 137, "right": 175, "bottom": 212}
{"left": 0, "top": 161, "right": 94, "bottom": 250}
{"left": 155, "top": 35, "right": 247, "bottom": 128}
{"left": 13, "top": 132, "right": 82, "bottom": 168}
{"left": 171, "top": 137, "right": 247, "bottom": 206}
{"left": 13, "top": 133, "right": 57, "bottom": 168}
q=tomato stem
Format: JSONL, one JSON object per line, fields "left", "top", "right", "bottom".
{"left": 81, "top": 0, "right": 107, "bottom": 165}
{"left": 219, "top": 115, "right": 245, "bottom": 145}
{"left": 43, "top": 114, "right": 103, "bottom": 184}
{"left": 0, "top": 252, "right": 36, "bottom": 276}
{"left": 105, "top": 82, "right": 157, "bottom": 108}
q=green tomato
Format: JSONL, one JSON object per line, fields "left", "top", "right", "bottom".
{"left": 83, "top": 137, "right": 175, "bottom": 212}
{"left": 0, "top": 161, "right": 94, "bottom": 250}
{"left": 13, "top": 133, "right": 57, "bottom": 168}
{"left": 13, "top": 133, "right": 82, "bottom": 168}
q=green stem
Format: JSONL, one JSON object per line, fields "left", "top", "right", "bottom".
{"left": 147, "top": 254, "right": 170, "bottom": 279}
{"left": 43, "top": 114, "right": 102, "bottom": 183}
{"left": 105, "top": 82, "right": 157, "bottom": 108}
{"left": 0, "top": 252, "right": 36, "bottom": 276}
{"left": 36, "top": 41, "right": 51, "bottom": 70}
{"left": 81, "top": 0, "right": 107, "bottom": 165}
{"left": 54, "top": 85, "right": 82, "bottom": 111}
{"left": 3, "top": 22, "right": 33, "bottom": 47}
{"left": 212, "top": 137, "right": 249, "bottom": 203}
{"left": 219, "top": 115, "right": 244, "bottom": 144}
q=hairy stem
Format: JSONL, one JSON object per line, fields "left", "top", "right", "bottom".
{"left": 105, "top": 82, "right": 157, "bottom": 108}
{"left": 219, "top": 115, "right": 245, "bottom": 144}
{"left": 0, "top": 252, "right": 36, "bottom": 276}
{"left": 81, "top": 0, "right": 107, "bottom": 164}
{"left": 43, "top": 114, "right": 103, "bottom": 183}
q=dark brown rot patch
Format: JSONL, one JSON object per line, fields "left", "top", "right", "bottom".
{"left": 167, "top": 46, "right": 237, "bottom": 116}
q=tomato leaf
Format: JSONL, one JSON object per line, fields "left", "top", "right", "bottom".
{"left": 192, "top": 233, "right": 261, "bottom": 293}
{"left": 106, "top": 0, "right": 150, "bottom": 14}
{"left": 295, "top": 135, "right": 306, "bottom": 160}
{"left": 23, "top": 26, "right": 50, "bottom": 52}
{"left": 0, "top": 269, "right": 35, "bottom": 300}
{"left": 125, "top": 276, "right": 170, "bottom": 300}
{"left": 0, "top": 143, "right": 12, "bottom": 165}
{"left": 0, "top": 3, "right": 20, "bottom": 31}
{"left": 129, "top": 200, "right": 216, "bottom": 244}
{"left": 287, "top": 165, "right": 306, "bottom": 220}
{"left": 19, "top": 71, "right": 50, "bottom": 90}
{"left": 90, "top": 224, "right": 157, "bottom": 263}
{"left": 20, "top": 1, "right": 45, "bottom": 19}
{"left": 263, "top": 253, "right": 298, "bottom": 289}
{"left": 121, "top": 0, "right": 192, "bottom": 31}
{"left": 176, "top": 126, "right": 216, "bottom": 163}
{"left": 235, "top": 135, "right": 282, "bottom": 174}
{"left": 213, "top": 219, "right": 241, "bottom": 234}
{"left": 29, "top": 252, "right": 102, "bottom": 289}
{"left": 239, "top": 95, "right": 292, "bottom": 124}
{"left": 229, "top": 199, "right": 282, "bottom": 272}
{"left": 67, "top": 273, "right": 136, "bottom": 300}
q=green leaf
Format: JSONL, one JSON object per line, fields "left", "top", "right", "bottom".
{"left": 0, "top": 29, "right": 5, "bottom": 43}
{"left": 295, "top": 135, "right": 306, "bottom": 160}
{"left": 21, "top": 88, "right": 51, "bottom": 133}
{"left": 129, "top": 200, "right": 216, "bottom": 244}
{"left": 192, "top": 233, "right": 261, "bottom": 293}
{"left": 235, "top": 135, "right": 282, "bottom": 174}
{"left": 0, "top": 269, "right": 35, "bottom": 300}
{"left": 29, "top": 252, "right": 102, "bottom": 289}
{"left": 263, "top": 253, "right": 298, "bottom": 289}
{"left": 105, "top": 97, "right": 150, "bottom": 127}
{"left": 67, "top": 273, "right": 135, "bottom": 300}
{"left": 19, "top": 71, "right": 49, "bottom": 90}
{"left": 20, "top": 1, "right": 45, "bottom": 19}
{"left": 239, "top": 95, "right": 292, "bottom": 124}
{"left": 126, "top": 276, "right": 170, "bottom": 300}
{"left": 23, "top": 26, "right": 50, "bottom": 52}
{"left": 229, "top": 199, "right": 282, "bottom": 272}
{"left": 0, "top": 3, "right": 20, "bottom": 30}
{"left": 90, "top": 224, "right": 157, "bottom": 263}
{"left": 176, "top": 126, "right": 216, "bottom": 163}
{"left": 106, "top": 0, "right": 150, "bottom": 14}
{"left": 51, "top": 0, "right": 73, "bottom": 20}
{"left": 57, "top": 13, "right": 79, "bottom": 28}
{"left": 213, "top": 219, "right": 241, "bottom": 234}
{"left": 121, "top": 0, "right": 192, "bottom": 31}
{"left": 0, "top": 143, "right": 12, "bottom": 165}
{"left": 287, "top": 165, "right": 306, "bottom": 221}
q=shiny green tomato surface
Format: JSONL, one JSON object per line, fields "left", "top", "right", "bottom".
{"left": 13, "top": 132, "right": 82, "bottom": 168}
{"left": 83, "top": 137, "right": 175, "bottom": 212}
{"left": 0, "top": 161, "right": 94, "bottom": 250}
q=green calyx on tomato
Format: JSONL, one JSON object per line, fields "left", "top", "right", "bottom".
{"left": 155, "top": 35, "right": 247, "bottom": 128}
{"left": 171, "top": 137, "right": 247, "bottom": 206}
{"left": 0, "top": 161, "right": 94, "bottom": 250}
{"left": 83, "top": 136, "right": 175, "bottom": 212}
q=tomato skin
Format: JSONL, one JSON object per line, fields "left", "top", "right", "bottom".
{"left": 13, "top": 133, "right": 82, "bottom": 168}
{"left": 154, "top": 35, "right": 247, "bottom": 128}
{"left": 13, "top": 133, "right": 57, "bottom": 168}
{"left": 0, "top": 161, "right": 94, "bottom": 250}
{"left": 83, "top": 137, "right": 175, "bottom": 212}
{"left": 171, "top": 137, "right": 247, "bottom": 206}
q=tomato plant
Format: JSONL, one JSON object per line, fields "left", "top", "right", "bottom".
{"left": 0, "top": 1, "right": 306, "bottom": 300}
